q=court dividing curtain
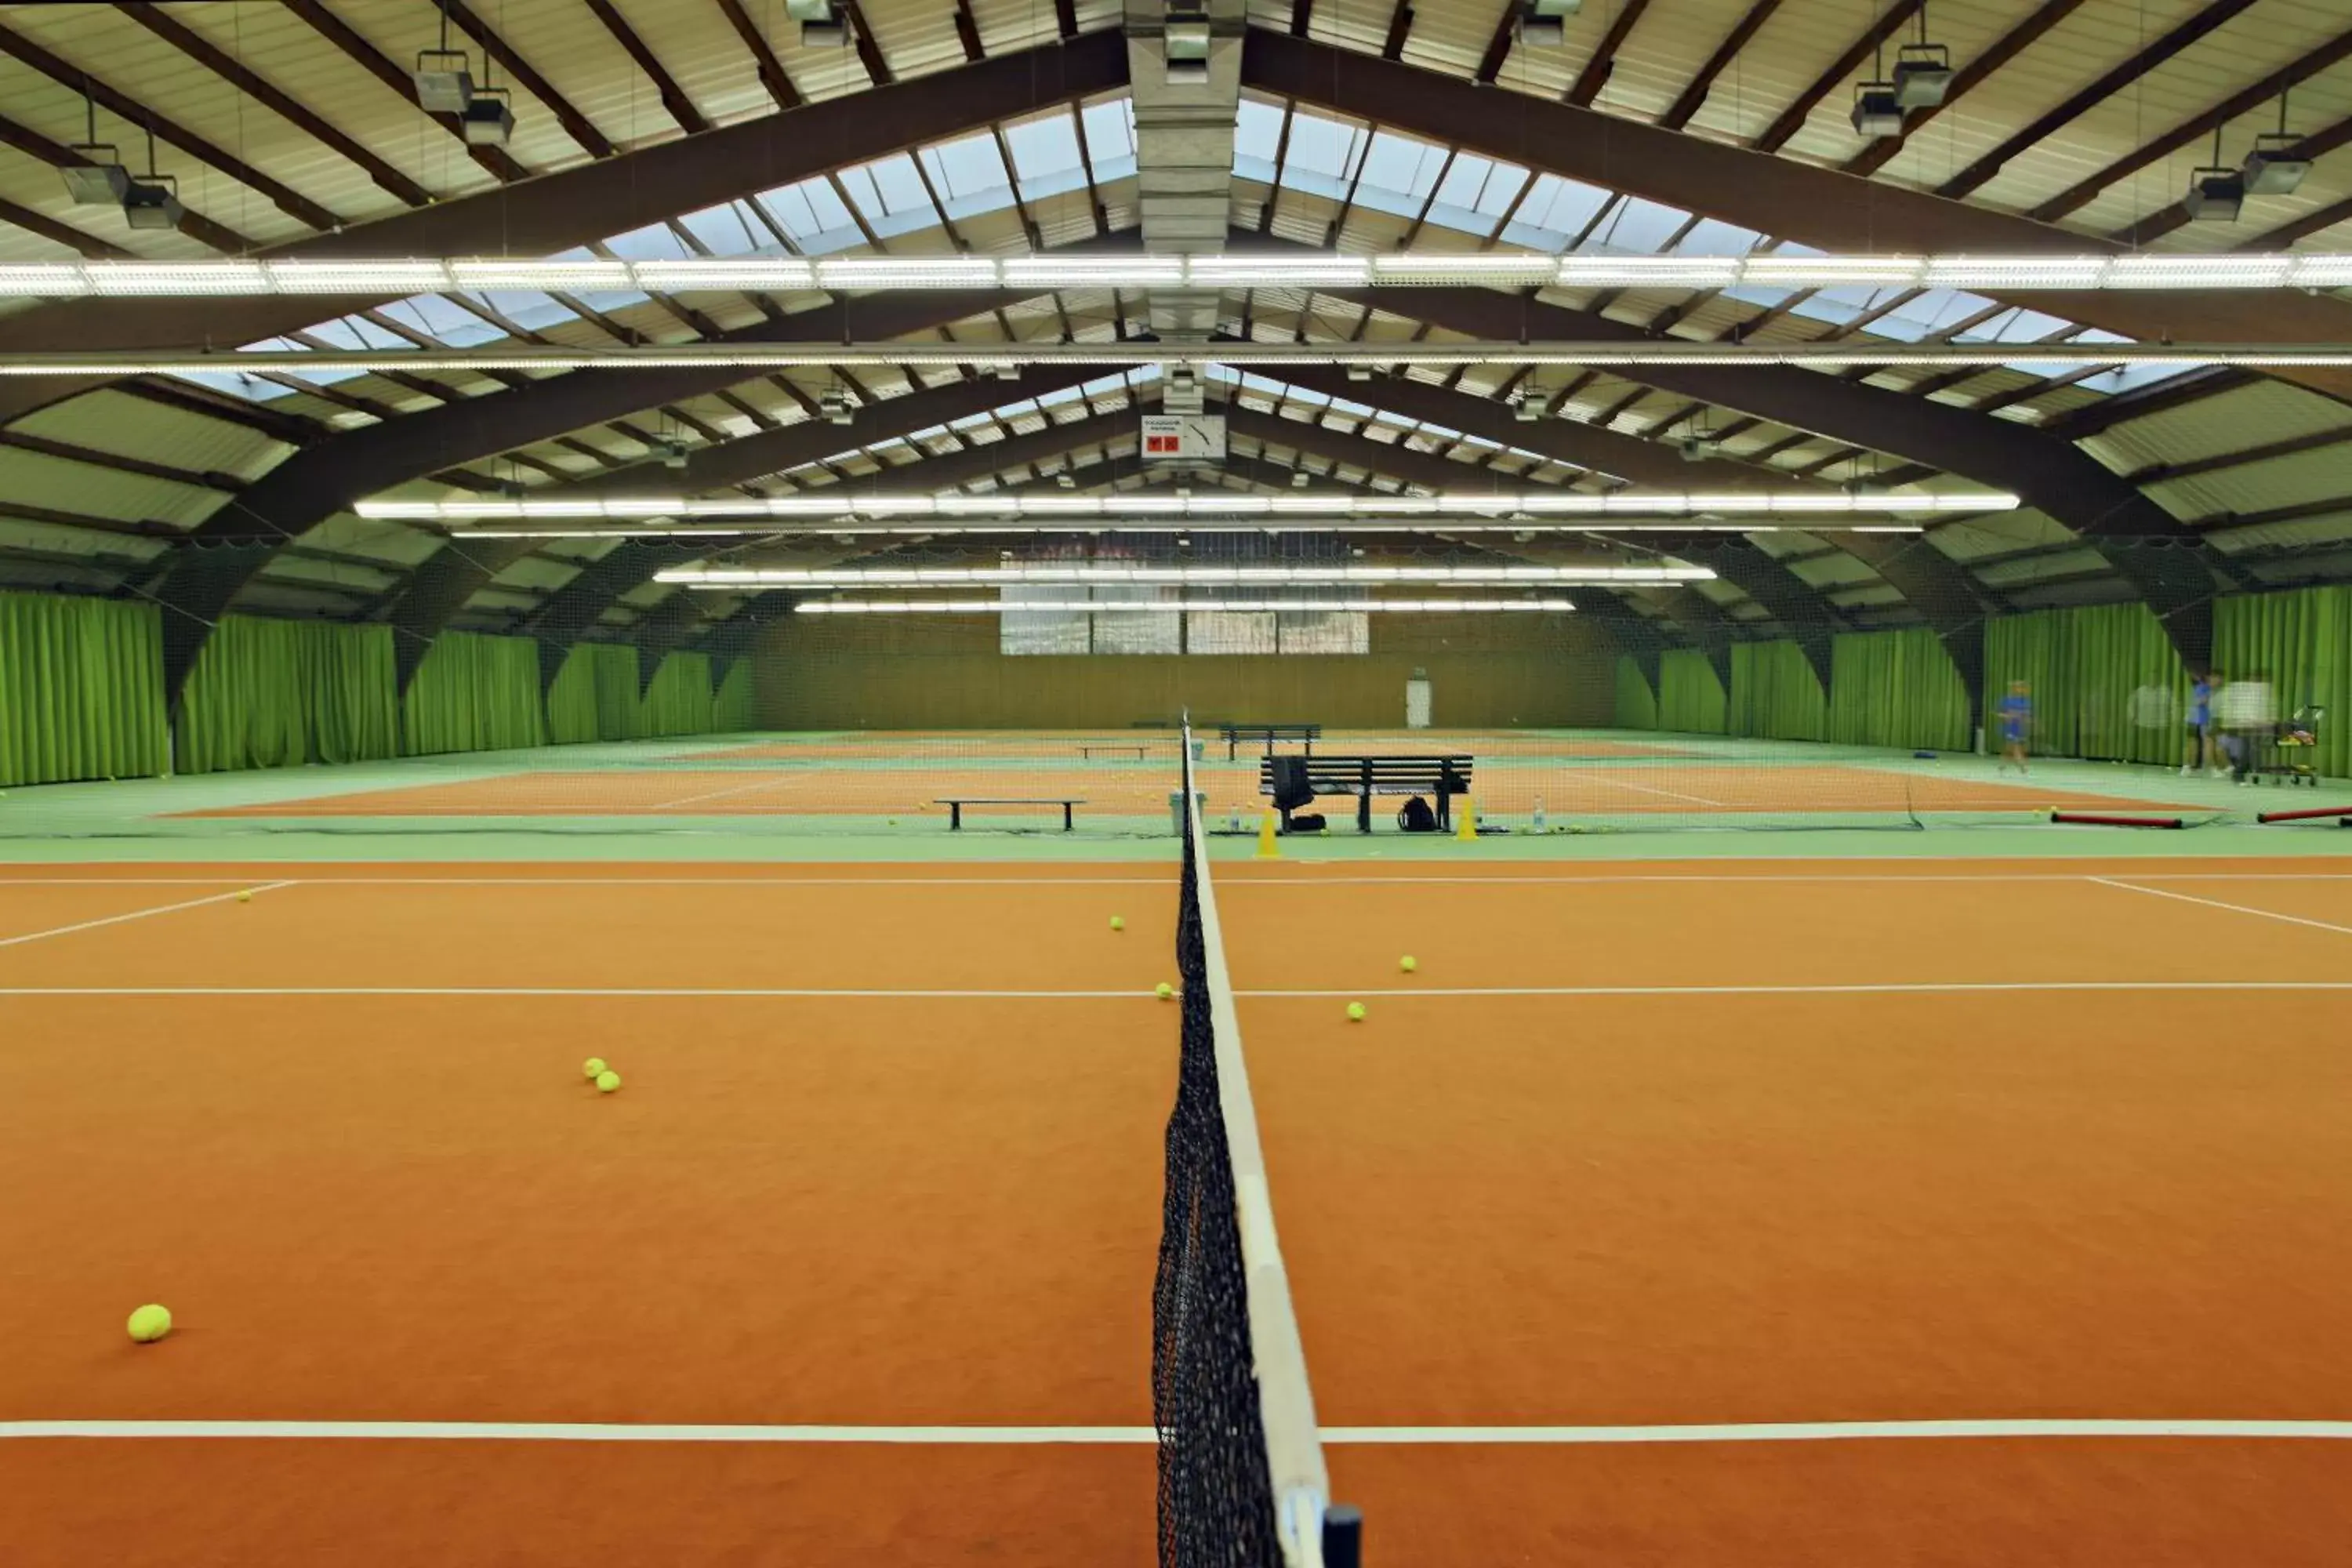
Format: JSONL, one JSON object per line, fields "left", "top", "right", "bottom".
{"left": 1826, "top": 627, "right": 1971, "bottom": 752}
{"left": 1727, "top": 640, "right": 1826, "bottom": 741}
{"left": 2214, "top": 584, "right": 2352, "bottom": 778}
{"left": 176, "top": 615, "right": 400, "bottom": 774}
{"left": 1984, "top": 603, "right": 2187, "bottom": 767}
{"left": 713, "top": 659, "right": 756, "bottom": 732}
{"left": 546, "top": 643, "right": 643, "bottom": 744}
{"left": 1612, "top": 656, "right": 1657, "bottom": 730}
{"left": 0, "top": 590, "right": 165, "bottom": 786}
{"left": 1656, "top": 648, "right": 1727, "bottom": 734}
{"left": 403, "top": 631, "right": 546, "bottom": 756}
{"left": 641, "top": 652, "right": 717, "bottom": 737}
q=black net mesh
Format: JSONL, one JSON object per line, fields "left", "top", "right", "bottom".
{"left": 1152, "top": 733, "right": 1284, "bottom": 1568}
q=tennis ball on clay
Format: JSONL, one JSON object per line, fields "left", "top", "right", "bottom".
{"left": 595, "top": 1070, "right": 622, "bottom": 1094}
{"left": 1109, "top": 916, "right": 1125, "bottom": 932}
{"left": 1346, "top": 1002, "right": 1367, "bottom": 1022}
{"left": 1156, "top": 982, "right": 1174, "bottom": 1000}
{"left": 583, "top": 1057, "right": 608, "bottom": 1080}
{"left": 1399, "top": 956, "right": 1417, "bottom": 974}
{"left": 126, "top": 1304, "right": 172, "bottom": 1344}
{"left": 237, "top": 889, "right": 254, "bottom": 903}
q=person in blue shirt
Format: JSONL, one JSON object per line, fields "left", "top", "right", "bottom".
{"left": 2183, "top": 670, "right": 2221, "bottom": 778}
{"left": 1997, "top": 679, "right": 2032, "bottom": 774}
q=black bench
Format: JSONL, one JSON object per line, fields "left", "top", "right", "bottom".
{"left": 1221, "top": 723, "right": 1323, "bottom": 761}
{"left": 935, "top": 797, "right": 1084, "bottom": 831}
{"left": 1258, "top": 754, "right": 1474, "bottom": 833}
{"left": 1078, "top": 744, "right": 1148, "bottom": 760}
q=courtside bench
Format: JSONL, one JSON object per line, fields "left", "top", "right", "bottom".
{"left": 1257, "top": 754, "right": 1473, "bottom": 833}
{"left": 1221, "top": 723, "right": 1323, "bottom": 760}
{"left": 934, "top": 797, "right": 1084, "bottom": 831}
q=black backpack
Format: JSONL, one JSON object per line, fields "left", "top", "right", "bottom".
{"left": 1396, "top": 795, "right": 1439, "bottom": 833}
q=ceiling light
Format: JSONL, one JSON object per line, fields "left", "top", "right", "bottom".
{"left": 656, "top": 564, "right": 1706, "bottom": 586}
{"left": 60, "top": 154, "right": 128, "bottom": 207}
{"left": 1851, "top": 82, "right": 1904, "bottom": 139}
{"left": 371, "top": 490, "right": 2007, "bottom": 521}
{"left": 787, "top": 597, "right": 1580, "bottom": 613}
{"left": 449, "top": 521, "right": 1923, "bottom": 538}
{"left": 2184, "top": 129, "right": 2245, "bottom": 223}
{"left": 412, "top": 47, "right": 475, "bottom": 113}
{"left": 2241, "top": 132, "right": 2310, "bottom": 196}
{"left": 788, "top": 0, "right": 846, "bottom": 45}
{"left": 121, "top": 173, "right": 183, "bottom": 233}
{"left": 462, "top": 89, "right": 515, "bottom": 147}
{"left": 1891, "top": 42, "right": 1953, "bottom": 110}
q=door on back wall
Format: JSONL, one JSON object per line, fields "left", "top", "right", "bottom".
{"left": 1405, "top": 673, "right": 1433, "bottom": 729}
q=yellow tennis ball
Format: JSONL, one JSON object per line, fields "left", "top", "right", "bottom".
{"left": 1399, "top": 956, "right": 1417, "bottom": 973}
{"left": 583, "top": 1057, "right": 608, "bottom": 1080}
{"left": 126, "top": 1304, "right": 172, "bottom": 1344}
{"left": 595, "top": 1070, "right": 622, "bottom": 1094}
{"left": 1109, "top": 916, "right": 1125, "bottom": 931}
{"left": 1156, "top": 982, "right": 1174, "bottom": 1000}
{"left": 1346, "top": 1002, "right": 1367, "bottom": 1022}
{"left": 235, "top": 891, "right": 252, "bottom": 904}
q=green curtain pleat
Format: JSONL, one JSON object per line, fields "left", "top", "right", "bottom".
{"left": 1984, "top": 603, "right": 2186, "bottom": 766}
{"left": 546, "top": 644, "right": 643, "bottom": 743}
{"left": 0, "top": 590, "right": 165, "bottom": 786}
{"left": 1657, "top": 648, "right": 1727, "bottom": 733}
{"left": 402, "top": 631, "right": 547, "bottom": 755}
{"left": 176, "top": 615, "right": 400, "bottom": 774}
{"left": 1727, "top": 641, "right": 1827, "bottom": 740}
{"left": 1826, "top": 628, "right": 1969, "bottom": 751}
{"left": 1612, "top": 655, "right": 1657, "bottom": 730}
{"left": 2214, "top": 585, "right": 2352, "bottom": 777}
{"left": 713, "top": 659, "right": 756, "bottom": 731}
{"left": 641, "top": 652, "right": 716, "bottom": 737}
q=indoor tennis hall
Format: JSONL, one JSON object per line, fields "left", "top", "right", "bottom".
{"left": 9, "top": 0, "right": 2352, "bottom": 1563}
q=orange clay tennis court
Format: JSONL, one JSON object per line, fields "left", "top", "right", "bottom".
{"left": 6, "top": 858, "right": 2352, "bottom": 1565}
{"left": 178, "top": 764, "right": 2194, "bottom": 820}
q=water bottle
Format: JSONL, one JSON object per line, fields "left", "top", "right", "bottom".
{"left": 1531, "top": 797, "right": 1547, "bottom": 833}
{"left": 1226, "top": 806, "right": 1240, "bottom": 833}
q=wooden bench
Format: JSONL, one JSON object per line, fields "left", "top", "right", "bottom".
{"left": 1078, "top": 744, "right": 1149, "bottom": 760}
{"left": 1257, "top": 754, "right": 1474, "bottom": 833}
{"left": 1221, "top": 722, "right": 1323, "bottom": 760}
{"left": 935, "top": 797, "right": 1085, "bottom": 831}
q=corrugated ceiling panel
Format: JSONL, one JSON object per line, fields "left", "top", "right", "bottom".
{"left": 2080, "top": 379, "right": 2352, "bottom": 471}
{"left": 299, "top": 513, "right": 448, "bottom": 568}
{"left": 0, "top": 514, "right": 163, "bottom": 562}
{"left": 2206, "top": 508, "right": 2352, "bottom": 552}
{"left": 1931, "top": 506, "right": 2073, "bottom": 560}
{"left": 0, "top": 448, "right": 217, "bottom": 528}
{"left": 8, "top": 389, "right": 297, "bottom": 480}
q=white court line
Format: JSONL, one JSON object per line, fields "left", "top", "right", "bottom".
{"left": 646, "top": 776, "right": 804, "bottom": 811}
{"left": 1578, "top": 775, "right": 1730, "bottom": 808}
{"left": 2, "top": 980, "right": 2347, "bottom": 1000}
{"left": 0, "top": 876, "right": 1177, "bottom": 887}
{"left": 2092, "top": 876, "right": 2352, "bottom": 938}
{"left": 5, "top": 1418, "right": 2350, "bottom": 1446}
{"left": 1236, "top": 980, "right": 2352, "bottom": 999}
{"left": 0, "top": 881, "right": 292, "bottom": 949}
{"left": 0, "top": 986, "right": 1161, "bottom": 999}
{"left": 1228, "top": 871, "right": 2352, "bottom": 886}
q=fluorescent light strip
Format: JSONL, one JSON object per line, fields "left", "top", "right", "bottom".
{"left": 9, "top": 252, "right": 2350, "bottom": 299}
{"left": 369, "top": 491, "right": 2010, "bottom": 521}
{"left": 656, "top": 564, "right": 1712, "bottom": 586}
{"left": 450, "top": 522, "right": 1925, "bottom": 538}
{"left": 786, "top": 598, "right": 1579, "bottom": 613}
{"left": 10, "top": 341, "right": 2343, "bottom": 376}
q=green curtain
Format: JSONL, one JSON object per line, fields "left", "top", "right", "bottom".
{"left": 1827, "top": 627, "right": 1970, "bottom": 751}
{"left": 713, "top": 659, "right": 756, "bottom": 732}
{"left": 403, "top": 631, "right": 546, "bottom": 755}
{"left": 1656, "top": 648, "right": 1727, "bottom": 734}
{"left": 1613, "top": 656, "right": 1657, "bottom": 730}
{"left": 2214, "top": 584, "right": 2352, "bottom": 778}
{"left": 0, "top": 590, "right": 165, "bottom": 786}
{"left": 1984, "top": 603, "right": 2186, "bottom": 766}
{"left": 641, "top": 652, "right": 716, "bottom": 737}
{"left": 546, "top": 643, "right": 643, "bottom": 743}
{"left": 176, "top": 615, "right": 400, "bottom": 774}
{"left": 1728, "top": 641, "right": 1826, "bottom": 740}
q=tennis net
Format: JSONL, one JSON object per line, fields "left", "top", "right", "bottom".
{"left": 1155, "top": 720, "right": 1356, "bottom": 1568}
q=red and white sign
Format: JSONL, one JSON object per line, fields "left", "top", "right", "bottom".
{"left": 1140, "top": 414, "right": 1226, "bottom": 462}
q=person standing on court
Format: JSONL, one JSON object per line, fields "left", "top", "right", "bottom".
{"left": 2183, "top": 670, "right": 2222, "bottom": 778}
{"left": 1996, "top": 679, "right": 2032, "bottom": 774}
